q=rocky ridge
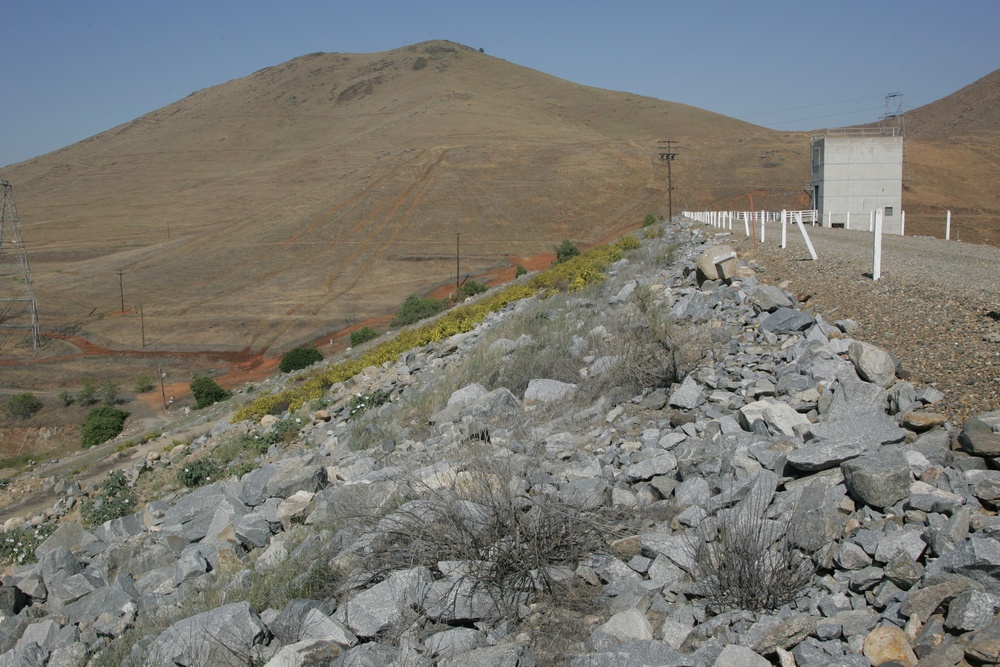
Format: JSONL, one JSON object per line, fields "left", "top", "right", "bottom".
{"left": 0, "top": 220, "right": 999, "bottom": 666}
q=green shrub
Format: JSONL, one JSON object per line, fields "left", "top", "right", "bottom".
{"left": 350, "top": 327, "right": 380, "bottom": 347}
{"left": 134, "top": 375, "right": 155, "bottom": 393}
{"left": 190, "top": 375, "right": 231, "bottom": 409}
{"left": 643, "top": 212, "right": 657, "bottom": 227}
{"left": 0, "top": 524, "right": 56, "bottom": 566}
{"left": 554, "top": 239, "right": 580, "bottom": 264}
{"left": 58, "top": 390, "right": 74, "bottom": 407}
{"left": 80, "top": 471, "right": 138, "bottom": 526}
{"left": 3, "top": 392, "right": 42, "bottom": 420}
{"left": 279, "top": 346, "right": 324, "bottom": 373}
{"left": 515, "top": 264, "right": 527, "bottom": 278}
{"left": 457, "top": 280, "right": 488, "bottom": 300}
{"left": 177, "top": 458, "right": 223, "bottom": 488}
{"left": 391, "top": 294, "right": 446, "bottom": 327}
{"left": 81, "top": 406, "right": 130, "bottom": 448}
{"left": 76, "top": 378, "right": 97, "bottom": 406}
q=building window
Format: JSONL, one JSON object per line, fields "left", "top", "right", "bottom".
{"left": 884, "top": 206, "right": 894, "bottom": 216}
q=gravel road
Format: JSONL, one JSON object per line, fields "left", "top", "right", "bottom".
{"left": 718, "top": 220, "right": 1000, "bottom": 425}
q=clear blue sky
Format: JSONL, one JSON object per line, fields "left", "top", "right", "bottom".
{"left": 2, "top": 0, "right": 997, "bottom": 167}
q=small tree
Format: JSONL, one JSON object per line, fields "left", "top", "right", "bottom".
{"left": 279, "top": 346, "right": 324, "bottom": 373}
{"left": 99, "top": 380, "right": 121, "bottom": 405}
{"left": 514, "top": 264, "right": 527, "bottom": 278}
{"left": 76, "top": 377, "right": 97, "bottom": 406}
{"left": 554, "top": 240, "right": 580, "bottom": 264}
{"left": 190, "top": 375, "right": 231, "bottom": 410}
{"left": 350, "top": 327, "right": 380, "bottom": 347}
{"left": 58, "top": 390, "right": 74, "bottom": 407}
{"left": 134, "top": 375, "right": 155, "bottom": 393}
{"left": 81, "top": 406, "right": 130, "bottom": 448}
{"left": 457, "top": 280, "right": 488, "bottom": 300}
{"left": 3, "top": 393, "right": 42, "bottom": 420}
{"left": 643, "top": 212, "right": 657, "bottom": 227}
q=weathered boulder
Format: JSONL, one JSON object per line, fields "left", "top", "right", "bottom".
{"left": 848, "top": 341, "right": 897, "bottom": 388}
{"left": 841, "top": 454, "right": 911, "bottom": 509}
{"left": 136, "top": 601, "right": 266, "bottom": 667}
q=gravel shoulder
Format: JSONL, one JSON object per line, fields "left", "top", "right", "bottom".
{"left": 722, "top": 221, "right": 1000, "bottom": 424}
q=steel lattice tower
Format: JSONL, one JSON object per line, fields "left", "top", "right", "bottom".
{"left": 0, "top": 180, "right": 40, "bottom": 350}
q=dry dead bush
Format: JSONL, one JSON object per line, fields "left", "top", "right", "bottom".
{"left": 603, "top": 304, "right": 709, "bottom": 396}
{"left": 366, "top": 447, "right": 625, "bottom": 617}
{"left": 687, "top": 478, "right": 817, "bottom": 613}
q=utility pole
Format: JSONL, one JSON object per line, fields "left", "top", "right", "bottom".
{"left": 116, "top": 269, "right": 125, "bottom": 313}
{"left": 658, "top": 140, "right": 679, "bottom": 222}
{"left": 456, "top": 233, "right": 460, "bottom": 298}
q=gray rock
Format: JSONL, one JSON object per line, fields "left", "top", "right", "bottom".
{"left": 696, "top": 244, "right": 738, "bottom": 282}
{"left": 441, "top": 643, "right": 536, "bottom": 667}
{"left": 298, "top": 608, "right": 357, "bottom": 646}
{"left": 822, "top": 379, "right": 888, "bottom": 420}
{"left": 590, "top": 608, "right": 653, "bottom": 651}
{"left": 760, "top": 308, "right": 815, "bottom": 334}
{"left": 808, "top": 411, "right": 907, "bottom": 451}
{"left": 137, "top": 601, "right": 265, "bottom": 667}
{"left": 523, "top": 379, "right": 577, "bottom": 403}
{"left": 848, "top": 341, "right": 897, "bottom": 388}
{"left": 713, "top": 644, "right": 770, "bottom": 667}
{"left": 35, "top": 524, "right": 100, "bottom": 559}
{"left": 238, "top": 463, "right": 280, "bottom": 507}
{"left": 789, "top": 482, "right": 844, "bottom": 554}
{"left": 233, "top": 512, "right": 273, "bottom": 550}
{"left": 669, "top": 376, "right": 704, "bottom": 410}
{"left": 873, "top": 529, "right": 926, "bottom": 564}
{"left": 959, "top": 415, "right": 1000, "bottom": 457}
{"left": 944, "top": 590, "right": 1000, "bottom": 632}
{"left": 841, "top": 454, "right": 911, "bottom": 509}
{"left": 739, "top": 399, "right": 809, "bottom": 436}
{"left": 749, "top": 285, "right": 793, "bottom": 313}
{"left": 425, "top": 627, "right": 484, "bottom": 661}
{"left": 787, "top": 439, "right": 864, "bottom": 472}
{"left": 264, "top": 459, "right": 328, "bottom": 499}
{"left": 626, "top": 453, "right": 678, "bottom": 482}
{"left": 335, "top": 567, "right": 432, "bottom": 637}
{"left": 836, "top": 542, "right": 873, "bottom": 571}
{"left": 924, "top": 538, "right": 1000, "bottom": 594}
{"left": 569, "top": 640, "right": 687, "bottom": 667}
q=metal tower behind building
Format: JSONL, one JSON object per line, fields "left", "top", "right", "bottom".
{"left": 0, "top": 180, "right": 40, "bottom": 351}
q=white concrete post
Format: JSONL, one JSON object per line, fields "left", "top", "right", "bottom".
{"left": 760, "top": 213, "right": 766, "bottom": 244}
{"left": 826, "top": 210, "right": 832, "bottom": 228}
{"left": 900, "top": 210, "right": 906, "bottom": 236}
{"left": 846, "top": 210, "right": 851, "bottom": 231}
{"left": 744, "top": 212, "right": 750, "bottom": 237}
{"left": 872, "top": 209, "right": 883, "bottom": 281}
{"left": 781, "top": 209, "right": 787, "bottom": 249}
{"left": 796, "top": 211, "right": 818, "bottom": 260}
{"left": 869, "top": 211, "right": 874, "bottom": 233}
{"left": 946, "top": 210, "right": 951, "bottom": 240}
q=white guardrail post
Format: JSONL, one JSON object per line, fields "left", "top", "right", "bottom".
{"left": 872, "top": 209, "right": 883, "bottom": 281}
{"left": 946, "top": 210, "right": 951, "bottom": 240}
{"left": 781, "top": 210, "right": 787, "bottom": 249}
{"left": 796, "top": 212, "right": 818, "bottom": 260}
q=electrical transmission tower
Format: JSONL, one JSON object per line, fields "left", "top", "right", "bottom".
{"left": 0, "top": 180, "right": 40, "bottom": 351}
{"left": 879, "top": 92, "right": 909, "bottom": 182}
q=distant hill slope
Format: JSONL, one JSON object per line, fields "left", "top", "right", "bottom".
{"left": 1, "top": 41, "right": 995, "bottom": 360}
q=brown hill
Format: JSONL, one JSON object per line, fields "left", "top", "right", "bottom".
{"left": 0, "top": 40, "right": 808, "bottom": 370}
{"left": 1, "top": 42, "right": 997, "bottom": 388}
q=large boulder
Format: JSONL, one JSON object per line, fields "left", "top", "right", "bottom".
{"left": 696, "top": 244, "right": 739, "bottom": 283}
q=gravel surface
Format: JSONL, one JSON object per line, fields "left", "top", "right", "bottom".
{"left": 716, "top": 220, "right": 1000, "bottom": 426}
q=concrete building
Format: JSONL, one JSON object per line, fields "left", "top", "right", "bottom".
{"left": 809, "top": 128, "right": 903, "bottom": 234}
